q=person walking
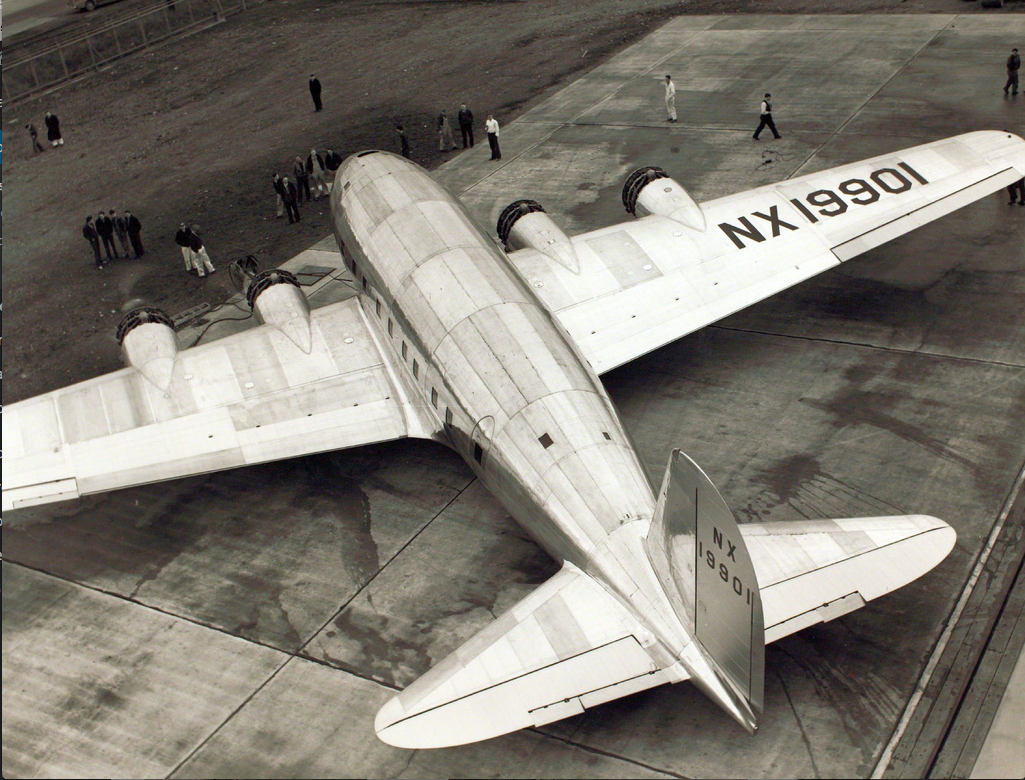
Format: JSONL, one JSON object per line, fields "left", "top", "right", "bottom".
{"left": 96, "top": 211, "right": 118, "bottom": 261}
{"left": 273, "top": 173, "right": 285, "bottom": 218}
{"left": 485, "top": 113, "right": 501, "bottom": 160}
{"left": 1005, "top": 48, "right": 1020, "bottom": 96}
{"left": 438, "top": 110, "right": 457, "bottom": 151}
{"left": 307, "top": 149, "right": 329, "bottom": 198}
{"left": 753, "top": 93, "right": 781, "bottom": 140}
{"left": 189, "top": 225, "right": 216, "bottom": 276}
{"left": 281, "top": 176, "right": 301, "bottom": 224}
{"left": 175, "top": 223, "right": 196, "bottom": 273}
{"left": 309, "top": 74, "right": 323, "bottom": 112}
{"left": 83, "top": 216, "right": 103, "bottom": 268}
{"left": 458, "top": 104, "right": 474, "bottom": 148}
{"left": 126, "top": 211, "right": 145, "bottom": 257}
{"left": 112, "top": 209, "right": 130, "bottom": 256}
{"left": 27, "top": 123, "right": 45, "bottom": 154}
{"left": 396, "top": 125, "right": 411, "bottom": 159}
{"left": 44, "top": 112, "right": 64, "bottom": 147}
{"left": 293, "top": 156, "right": 312, "bottom": 203}
{"left": 1007, "top": 177, "right": 1025, "bottom": 206}
{"left": 664, "top": 75, "right": 677, "bottom": 122}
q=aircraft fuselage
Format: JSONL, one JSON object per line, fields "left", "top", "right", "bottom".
{"left": 331, "top": 151, "right": 696, "bottom": 668}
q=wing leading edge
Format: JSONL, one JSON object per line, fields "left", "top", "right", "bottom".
{"left": 2, "top": 297, "right": 440, "bottom": 511}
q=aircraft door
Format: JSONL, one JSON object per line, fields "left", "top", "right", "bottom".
{"left": 469, "top": 416, "right": 495, "bottom": 472}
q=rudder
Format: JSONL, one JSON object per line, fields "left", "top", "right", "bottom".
{"left": 645, "top": 449, "right": 764, "bottom": 732}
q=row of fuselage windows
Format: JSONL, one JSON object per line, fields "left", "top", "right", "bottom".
{"left": 346, "top": 253, "right": 611, "bottom": 462}
{"left": 349, "top": 255, "right": 462, "bottom": 448}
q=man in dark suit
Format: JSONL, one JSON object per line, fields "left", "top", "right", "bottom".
{"left": 83, "top": 216, "right": 102, "bottom": 268}
{"left": 126, "top": 211, "right": 145, "bottom": 257}
{"left": 458, "top": 104, "right": 474, "bottom": 148}
{"left": 309, "top": 74, "right": 323, "bottom": 112}
{"left": 96, "top": 211, "right": 118, "bottom": 261}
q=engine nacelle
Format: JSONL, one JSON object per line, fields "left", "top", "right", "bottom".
{"left": 622, "top": 166, "right": 705, "bottom": 232}
{"left": 247, "top": 269, "right": 312, "bottom": 354}
{"left": 116, "top": 307, "right": 179, "bottom": 392}
{"left": 497, "top": 199, "right": 579, "bottom": 273}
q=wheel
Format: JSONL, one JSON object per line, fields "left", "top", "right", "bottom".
{"left": 84, "top": 0, "right": 96, "bottom": 11}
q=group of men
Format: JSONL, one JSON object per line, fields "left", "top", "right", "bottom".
{"left": 272, "top": 148, "right": 344, "bottom": 224}
{"left": 174, "top": 224, "right": 216, "bottom": 277}
{"left": 399, "top": 104, "right": 501, "bottom": 160}
{"left": 82, "top": 210, "right": 145, "bottom": 269}
{"left": 26, "top": 111, "right": 64, "bottom": 154}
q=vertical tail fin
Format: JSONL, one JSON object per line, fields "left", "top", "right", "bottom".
{"left": 645, "top": 449, "right": 764, "bottom": 733}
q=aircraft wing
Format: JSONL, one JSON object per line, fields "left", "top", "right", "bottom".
{"left": 374, "top": 560, "right": 685, "bottom": 749}
{"left": 505, "top": 130, "right": 1025, "bottom": 375}
{"left": 2, "top": 297, "right": 439, "bottom": 511}
{"left": 744, "top": 515, "right": 957, "bottom": 644}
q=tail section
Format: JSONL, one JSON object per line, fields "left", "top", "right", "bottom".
{"left": 645, "top": 449, "right": 764, "bottom": 733}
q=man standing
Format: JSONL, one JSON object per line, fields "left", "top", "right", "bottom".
{"left": 281, "top": 176, "right": 301, "bottom": 224}
{"left": 664, "top": 75, "right": 677, "bottom": 122}
{"left": 458, "top": 103, "right": 474, "bottom": 148}
{"left": 27, "top": 123, "right": 45, "bottom": 154}
{"left": 753, "top": 93, "right": 781, "bottom": 140}
{"left": 1005, "top": 48, "right": 1020, "bottom": 96}
{"left": 485, "top": 114, "right": 501, "bottom": 161}
{"left": 272, "top": 173, "right": 285, "bottom": 218}
{"left": 83, "top": 216, "right": 102, "bottom": 268}
{"left": 44, "top": 112, "right": 64, "bottom": 147}
{"left": 112, "top": 209, "right": 130, "bottom": 256}
{"left": 175, "top": 223, "right": 195, "bottom": 273}
{"left": 126, "top": 211, "right": 145, "bottom": 257}
{"left": 190, "top": 225, "right": 216, "bottom": 277}
{"left": 293, "top": 156, "right": 311, "bottom": 203}
{"left": 438, "top": 110, "right": 457, "bottom": 151}
{"left": 309, "top": 74, "right": 323, "bottom": 112}
{"left": 96, "top": 211, "right": 118, "bottom": 262}
{"left": 307, "top": 149, "right": 329, "bottom": 199}
{"left": 396, "top": 125, "right": 411, "bottom": 159}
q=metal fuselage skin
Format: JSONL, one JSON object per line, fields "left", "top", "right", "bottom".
{"left": 331, "top": 151, "right": 706, "bottom": 676}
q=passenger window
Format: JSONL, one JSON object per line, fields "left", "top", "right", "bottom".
{"left": 362, "top": 276, "right": 368, "bottom": 291}
{"left": 388, "top": 319, "right": 393, "bottom": 337}
{"left": 376, "top": 299, "right": 382, "bottom": 318}
{"left": 431, "top": 388, "right": 438, "bottom": 408}
{"left": 401, "top": 342, "right": 408, "bottom": 360}
{"left": 413, "top": 359, "right": 419, "bottom": 379}
{"left": 445, "top": 408, "right": 453, "bottom": 426}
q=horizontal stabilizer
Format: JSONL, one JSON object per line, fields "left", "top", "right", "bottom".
{"left": 374, "top": 562, "right": 680, "bottom": 749}
{"left": 742, "top": 515, "right": 956, "bottom": 643}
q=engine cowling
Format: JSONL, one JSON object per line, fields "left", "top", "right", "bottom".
{"left": 247, "top": 269, "right": 312, "bottom": 354}
{"left": 497, "top": 199, "right": 579, "bottom": 273}
{"left": 116, "top": 307, "right": 179, "bottom": 392}
{"left": 622, "top": 166, "right": 705, "bottom": 231}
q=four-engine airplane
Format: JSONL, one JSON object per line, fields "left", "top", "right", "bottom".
{"left": 4, "top": 130, "right": 1024, "bottom": 748}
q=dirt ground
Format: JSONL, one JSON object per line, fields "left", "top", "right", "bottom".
{"left": 2, "top": 0, "right": 1017, "bottom": 404}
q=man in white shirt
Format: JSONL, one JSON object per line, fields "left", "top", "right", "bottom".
{"left": 753, "top": 93, "right": 781, "bottom": 140}
{"left": 486, "top": 114, "right": 502, "bottom": 160}
{"left": 664, "top": 75, "right": 677, "bottom": 122}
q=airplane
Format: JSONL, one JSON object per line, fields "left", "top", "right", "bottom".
{"left": 4, "top": 130, "right": 1023, "bottom": 749}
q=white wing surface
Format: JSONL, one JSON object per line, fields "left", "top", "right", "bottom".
{"left": 2, "top": 297, "right": 438, "bottom": 511}
{"left": 743, "top": 515, "right": 957, "bottom": 644}
{"left": 505, "top": 131, "right": 1025, "bottom": 374}
{"left": 374, "top": 561, "right": 683, "bottom": 749}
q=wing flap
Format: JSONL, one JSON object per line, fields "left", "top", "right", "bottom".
{"left": 742, "top": 515, "right": 957, "bottom": 644}
{"left": 2, "top": 297, "right": 435, "bottom": 511}
{"left": 375, "top": 562, "right": 680, "bottom": 749}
